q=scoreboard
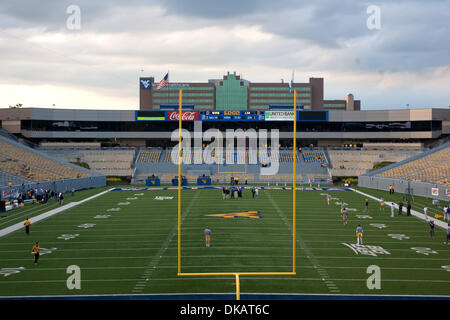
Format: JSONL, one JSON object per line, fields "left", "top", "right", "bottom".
{"left": 135, "top": 110, "right": 328, "bottom": 122}
{"left": 199, "top": 110, "right": 265, "bottom": 121}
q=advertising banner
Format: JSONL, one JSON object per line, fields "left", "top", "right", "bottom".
{"left": 265, "top": 110, "right": 295, "bottom": 121}
{"left": 167, "top": 111, "right": 199, "bottom": 121}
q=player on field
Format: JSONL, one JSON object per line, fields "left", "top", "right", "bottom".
{"left": 429, "top": 220, "right": 435, "bottom": 238}
{"left": 380, "top": 198, "right": 385, "bottom": 211}
{"left": 446, "top": 223, "right": 450, "bottom": 245}
{"left": 327, "top": 194, "right": 331, "bottom": 206}
{"left": 31, "top": 241, "right": 40, "bottom": 264}
{"left": 356, "top": 224, "right": 363, "bottom": 245}
{"left": 398, "top": 201, "right": 403, "bottom": 215}
{"left": 390, "top": 202, "right": 395, "bottom": 218}
{"left": 424, "top": 207, "right": 428, "bottom": 221}
{"left": 365, "top": 199, "right": 369, "bottom": 212}
{"left": 342, "top": 208, "right": 348, "bottom": 225}
{"left": 24, "top": 218, "right": 31, "bottom": 235}
{"left": 406, "top": 201, "right": 412, "bottom": 216}
{"left": 204, "top": 226, "right": 211, "bottom": 248}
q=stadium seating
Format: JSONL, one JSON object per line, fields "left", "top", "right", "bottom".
{"left": 328, "top": 148, "right": 425, "bottom": 177}
{"left": 137, "top": 150, "right": 162, "bottom": 163}
{"left": 0, "top": 165, "right": 32, "bottom": 186}
{"left": 0, "top": 136, "right": 94, "bottom": 185}
{"left": 132, "top": 147, "right": 331, "bottom": 185}
{"left": 40, "top": 147, "right": 136, "bottom": 177}
{"left": 301, "top": 150, "right": 327, "bottom": 164}
{"left": 373, "top": 143, "right": 450, "bottom": 186}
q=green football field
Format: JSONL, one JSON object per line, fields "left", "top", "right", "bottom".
{"left": 0, "top": 186, "right": 449, "bottom": 298}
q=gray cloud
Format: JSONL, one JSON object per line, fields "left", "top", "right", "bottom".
{"left": 0, "top": 0, "right": 449, "bottom": 109}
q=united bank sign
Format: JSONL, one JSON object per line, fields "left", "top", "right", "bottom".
{"left": 264, "top": 110, "right": 295, "bottom": 121}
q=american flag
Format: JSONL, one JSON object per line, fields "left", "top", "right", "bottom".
{"left": 156, "top": 72, "right": 169, "bottom": 90}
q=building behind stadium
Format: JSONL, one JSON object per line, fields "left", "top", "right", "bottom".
{"left": 0, "top": 72, "right": 448, "bottom": 149}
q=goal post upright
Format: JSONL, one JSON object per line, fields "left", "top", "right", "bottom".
{"left": 177, "top": 88, "right": 182, "bottom": 275}
{"left": 293, "top": 89, "right": 297, "bottom": 273}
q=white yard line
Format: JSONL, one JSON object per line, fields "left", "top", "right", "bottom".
{"left": 351, "top": 188, "right": 448, "bottom": 230}
{"left": 2, "top": 277, "right": 450, "bottom": 285}
{"left": 2, "top": 254, "right": 450, "bottom": 262}
{"left": 132, "top": 191, "right": 201, "bottom": 294}
{"left": 265, "top": 190, "right": 341, "bottom": 294}
{"left": 0, "top": 188, "right": 114, "bottom": 238}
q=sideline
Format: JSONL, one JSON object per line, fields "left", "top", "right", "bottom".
{"left": 112, "top": 186, "right": 354, "bottom": 192}
{"left": 0, "top": 292, "right": 450, "bottom": 300}
{"left": 0, "top": 188, "right": 113, "bottom": 238}
{"left": 351, "top": 188, "right": 448, "bottom": 230}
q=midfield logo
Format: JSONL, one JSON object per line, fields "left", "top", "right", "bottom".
{"left": 202, "top": 211, "right": 262, "bottom": 219}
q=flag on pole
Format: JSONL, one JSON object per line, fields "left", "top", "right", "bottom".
{"left": 289, "top": 70, "right": 295, "bottom": 93}
{"left": 157, "top": 72, "right": 169, "bottom": 90}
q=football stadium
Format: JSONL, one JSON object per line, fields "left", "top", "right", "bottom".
{"left": 0, "top": 71, "right": 449, "bottom": 302}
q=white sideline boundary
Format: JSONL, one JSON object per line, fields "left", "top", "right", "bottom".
{"left": 0, "top": 188, "right": 113, "bottom": 238}
{"left": 351, "top": 188, "right": 448, "bottom": 230}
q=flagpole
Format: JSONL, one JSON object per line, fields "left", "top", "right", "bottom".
{"left": 167, "top": 70, "right": 170, "bottom": 105}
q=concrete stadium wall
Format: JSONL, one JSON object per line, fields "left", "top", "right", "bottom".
{"left": 358, "top": 176, "right": 450, "bottom": 202}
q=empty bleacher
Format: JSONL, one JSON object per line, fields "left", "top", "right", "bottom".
{"left": 137, "top": 149, "right": 162, "bottom": 163}
{"left": 328, "top": 148, "right": 425, "bottom": 177}
{"left": 133, "top": 147, "right": 331, "bottom": 185}
{"left": 0, "top": 168, "right": 32, "bottom": 186}
{"left": 40, "top": 147, "right": 136, "bottom": 177}
{"left": 373, "top": 143, "right": 450, "bottom": 186}
{"left": 301, "top": 150, "right": 327, "bottom": 164}
{"left": 0, "top": 135, "right": 94, "bottom": 185}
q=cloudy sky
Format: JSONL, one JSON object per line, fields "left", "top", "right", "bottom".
{"left": 0, "top": 0, "right": 449, "bottom": 110}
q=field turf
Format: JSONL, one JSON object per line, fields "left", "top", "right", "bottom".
{"left": 0, "top": 186, "right": 449, "bottom": 297}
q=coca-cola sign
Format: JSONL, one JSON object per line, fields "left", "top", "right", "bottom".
{"left": 167, "top": 111, "right": 199, "bottom": 121}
